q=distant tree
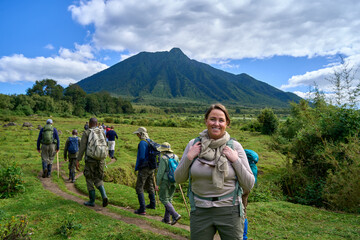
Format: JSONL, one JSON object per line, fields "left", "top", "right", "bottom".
{"left": 26, "top": 79, "right": 64, "bottom": 100}
{"left": 85, "top": 94, "right": 101, "bottom": 114}
{"left": 0, "top": 94, "right": 14, "bottom": 110}
{"left": 64, "top": 84, "right": 86, "bottom": 116}
{"left": 257, "top": 108, "right": 279, "bottom": 135}
{"left": 326, "top": 56, "right": 360, "bottom": 108}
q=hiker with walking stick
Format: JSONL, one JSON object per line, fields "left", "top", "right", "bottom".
{"left": 37, "top": 119, "right": 60, "bottom": 178}
{"left": 133, "top": 127, "right": 157, "bottom": 215}
{"left": 156, "top": 142, "right": 181, "bottom": 225}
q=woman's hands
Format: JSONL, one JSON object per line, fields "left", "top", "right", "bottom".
{"left": 187, "top": 141, "right": 201, "bottom": 161}
{"left": 223, "top": 146, "right": 238, "bottom": 163}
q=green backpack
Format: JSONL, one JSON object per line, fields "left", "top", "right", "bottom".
{"left": 41, "top": 124, "right": 54, "bottom": 145}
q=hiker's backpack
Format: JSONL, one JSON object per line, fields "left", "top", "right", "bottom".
{"left": 68, "top": 137, "right": 79, "bottom": 154}
{"left": 41, "top": 124, "right": 54, "bottom": 145}
{"left": 165, "top": 154, "right": 178, "bottom": 183}
{"left": 144, "top": 139, "right": 161, "bottom": 169}
{"left": 244, "top": 149, "right": 259, "bottom": 184}
{"left": 86, "top": 128, "right": 108, "bottom": 160}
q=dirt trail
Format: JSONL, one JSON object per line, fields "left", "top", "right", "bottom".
{"left": 39, "top": 159, "right": 189, "bottom": 240}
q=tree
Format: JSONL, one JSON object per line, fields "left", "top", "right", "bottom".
{"left": 26, "top": 79, "right": 64, "bottom": 100}
{"left": 326, "top": 56, "right": 360, "bottom": 108}
{"left": 257, "top": 108, "right": 279, "bottom": 135}
{"left": 64, "top": 84, "right": 86, "bottom": 116}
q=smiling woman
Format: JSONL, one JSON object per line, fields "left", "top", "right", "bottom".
{"left": 175, "top": 103, "right": 255, "bottom": 240}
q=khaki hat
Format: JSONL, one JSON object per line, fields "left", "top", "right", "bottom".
{"left": 158, "top": 142, "right": 173, "bottom": 153}
{"left": 133, "top": 127, "right": 147, "bottom": 134}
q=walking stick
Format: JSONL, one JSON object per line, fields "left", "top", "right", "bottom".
{"left": 153, "top": 174, "right": 160, "bottom": 206}
{"left": 56, "top": 152, "right": 60, "bottom": 178}
{"left": 178, "top": 184, "right": 190, "bottom": 217}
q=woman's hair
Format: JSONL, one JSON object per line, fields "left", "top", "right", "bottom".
{"left": 204, "top": 103, "right": 231, "bottom": 126}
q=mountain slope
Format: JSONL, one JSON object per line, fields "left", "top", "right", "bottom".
{"left": 76, "top": 48, "right": 301, "bottom": 107}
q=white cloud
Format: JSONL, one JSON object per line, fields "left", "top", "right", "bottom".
{"left": 44, "top": 44, "right": 54, "bottom": 50}
{"left": 69, "top": 0, "right": 360, "bottom": 61}
{"left": 281, "top": 54, "right": 360, "bottom": 92}
{"left": 0, "top": 45, "right": 108, "bottom": 86}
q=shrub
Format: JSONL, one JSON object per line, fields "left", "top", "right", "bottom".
{"left": 0, "top": 215, "right": 31, "bottom": 240}
{"left": 274, "top": 97, "right": 360, "bottom": 212}
{"left": 104, "top": 117, "right": 114, "bottom": 123}
{"left": 56, "top": 215, "right": 82, "bottom": 239}
{"left": 0, "top": 162, "right": 25, "bottom": 198}
{"left": 257, "top": 108, "right": 279, "bottom": 135}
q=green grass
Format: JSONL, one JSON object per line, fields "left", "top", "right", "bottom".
{"left": 0, "top": 115, "right": 359, "bottom": 239}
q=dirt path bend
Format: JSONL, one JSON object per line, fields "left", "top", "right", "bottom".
{"left": 39, "top": 159, "right": 189, "bottom": 240}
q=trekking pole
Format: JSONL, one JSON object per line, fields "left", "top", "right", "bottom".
{"left": 56, "top": 152, "right": 60, "bottom": 178}
{"left": 153, "top": 174, "right": 160, "bottom": 207}
{"left": 178, "top": 184, "right": 190, "bottom": 217}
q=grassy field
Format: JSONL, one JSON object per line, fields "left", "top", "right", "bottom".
{"left": 0, "top": 114, "right": 359, "bottom": 239}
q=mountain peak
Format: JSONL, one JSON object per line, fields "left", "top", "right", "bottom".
{"left": 169, "top": 47, "right": 189, "bottom": 60}
{"left": 170, "top": 47, "right": 184, "bottom": 54}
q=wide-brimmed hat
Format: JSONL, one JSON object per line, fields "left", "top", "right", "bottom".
{"left": 46, "top": 119, "right": 53, "bottom": 124}
{"left": 158, "top": 142, "right": 173, "bottom": 153}
{"left": 133, "top": 127, "right": 147, "bottom": 134}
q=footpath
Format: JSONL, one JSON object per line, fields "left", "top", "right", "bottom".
{"left": 39, "top": 158, "right": 190, "bottom": 240}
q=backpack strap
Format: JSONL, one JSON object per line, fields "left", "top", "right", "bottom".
{"left": 187, "top": 137, "right": 242, "bottom": 215}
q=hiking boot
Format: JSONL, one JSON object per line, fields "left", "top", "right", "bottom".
{"left": 171, "top": 215, "right": 181, "bottom": 225}
{"left": 145, "top": 204, "right": 156, "bottom": 209}
{"left": 84, "top": 190, "right": 95, "bottom": 207}
{"left": 146, "top": 193, "right": 156, "bottom": 209}
{"left": 97, "top": 185, "right": 108, "bottom": 207}
{"left": 42, "top": 169, "right": 48, "bottom": 178}
{"left": 161, "top": 218, "right": 171, "bottom": 224}
{"left": 136, "top": 193, "right": 146, "bottom": 213}
{"left": 134, "top": 209, "right": 146, "bottom": 215}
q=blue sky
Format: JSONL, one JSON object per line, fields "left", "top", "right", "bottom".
{"left": 1, "top": 0, "right": 360, "bottom": 99}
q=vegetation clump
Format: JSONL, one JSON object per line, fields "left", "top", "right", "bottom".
{"left": 0, "top": 215, "right": 31, "bottom": 240}
{"left": 0, "top": 161, "right": 25, "bottom": 199}
{"left": 273, "top": 96, "right": 360, "bottom": 213}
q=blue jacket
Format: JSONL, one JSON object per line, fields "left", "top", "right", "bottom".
{"left": 37, "top": 126, "right": 60, "bottom": 151}
{"left": 106, "top": 130, "right": 118, "bottom": 141}
{"left": 135, "top": 140, "right": 149, "bottom": 171}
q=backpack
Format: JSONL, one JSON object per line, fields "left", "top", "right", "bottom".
{"left": 244, "top": 149, "right": 259, "bottom": 184}
{"left": 86, "top": 128, "right": 108, "bottom": 160}
{"left": 165, "top": 154, "right": 178, "bottom": 183}
{"left": 68, "top": 137, "right": 79, "bottom": 154}
{"left": 144, "top": 139, "right": 161, "bottom": 169}
{"left": 41, "top": 124, "right": 54, "bottom": 145}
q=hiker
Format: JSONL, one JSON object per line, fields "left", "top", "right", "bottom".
{"left": 106, "top": 126, "right": 118, "bottom": 159}
{"left": 37, "top": 119, "right": 60, "bottom": 178}
{"left": 64, "top": 129, "right": 81, "bottom": 183}
{"left": 133, "top": 127, "right": 157, "bottom": 215}
{"left": 156, "top": 142, "right": 181, "bottom": 225}
{"left": 84, "top": 122, "right": 89, "bottom": 130}
{"left": 175, "top": 103, "right": 255, "bottom": 240}
{"left": 76, "top": 117, "right": 109, "bottom": 207}
{"left": 242, "top": 149, "right": 259, "bottom": 240}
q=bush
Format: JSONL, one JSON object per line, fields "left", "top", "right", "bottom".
{"left": 257, "top": 108, "right": 279, "bottom": 135}
{"left": 56, "top": 215, "right": 82, "bottom": 239}
{"left": 104, "top": 117, "right": 114, "bottom": 123}
{"left": 0, "top": 162, "right": 25, "bottom": 198}
{"left": 0, "top": 215, "right": 31, "bottom": 240}
{"left": 274, "top": 98, "right": 360, "bottom": 212}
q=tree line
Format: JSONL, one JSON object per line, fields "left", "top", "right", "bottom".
{"left": 0, "top": 79, "right": 134, "bottom": 116}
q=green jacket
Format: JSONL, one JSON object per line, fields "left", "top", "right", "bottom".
{"left": 156, "top": 152, "right": 179, "bottom": 186}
